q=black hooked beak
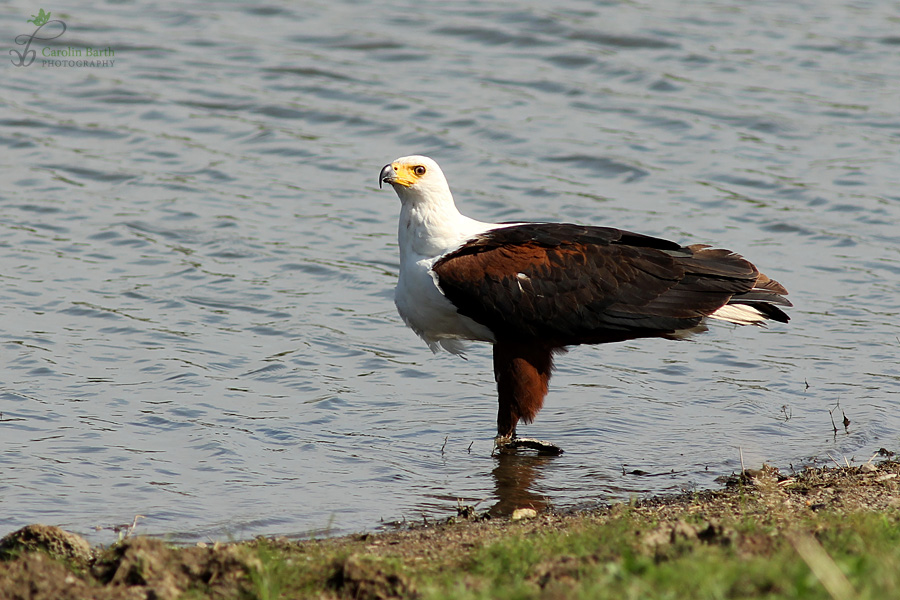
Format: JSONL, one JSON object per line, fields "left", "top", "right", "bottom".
{"left": 379, "top": 163, "right": 395, "bottom": 189}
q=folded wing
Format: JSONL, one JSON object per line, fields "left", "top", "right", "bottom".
{"left": 433, "top": 223, "right": 790, "bottom": 346}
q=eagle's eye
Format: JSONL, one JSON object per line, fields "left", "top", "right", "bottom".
{"left": 413, "top": 165, "right": 426, "bottom": 176}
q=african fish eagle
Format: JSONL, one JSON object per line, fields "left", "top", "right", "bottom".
{"left": 379, "top": 155, "right": 790, "bottom": 453}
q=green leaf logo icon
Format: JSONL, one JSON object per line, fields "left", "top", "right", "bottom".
{"left": 27, "top": 9, "right": 51, "bottom": 26}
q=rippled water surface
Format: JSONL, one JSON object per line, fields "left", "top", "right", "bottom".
{"left": 2, "top": 0, "right": 899, "bottom": 543}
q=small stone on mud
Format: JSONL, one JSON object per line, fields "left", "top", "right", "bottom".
{"left": 511, "top": 508, "right": 538, "bottom": 521}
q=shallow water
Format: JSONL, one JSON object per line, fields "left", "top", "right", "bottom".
{"left": 1, "top": 0, "right": 898, "bottom": 543}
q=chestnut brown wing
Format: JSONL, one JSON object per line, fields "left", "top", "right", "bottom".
{"left": 433, "top": 223, "right": 760, "bottom": 345}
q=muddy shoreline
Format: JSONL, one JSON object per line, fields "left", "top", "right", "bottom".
{"left": 2, "top": 456, "right": 898, "bottom": 599}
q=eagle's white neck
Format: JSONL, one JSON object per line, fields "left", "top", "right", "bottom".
{"left": 395, "top": 177, "right": 494, "bottom": 259}
{"left": 385, "top": 155, "right": 504, "bottom": 353}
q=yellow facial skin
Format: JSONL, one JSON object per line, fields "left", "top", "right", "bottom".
{"left": 382, "top": 162, "right": 428, "bottom": 188}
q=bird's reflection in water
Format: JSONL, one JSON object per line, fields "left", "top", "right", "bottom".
{"left": 488, "top": 451, "right": 558, "bottom": 517}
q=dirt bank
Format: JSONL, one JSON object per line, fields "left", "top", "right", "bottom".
{"left": 2, "top": 456, "right": 898, "bottom": 599}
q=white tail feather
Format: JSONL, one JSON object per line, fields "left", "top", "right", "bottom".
{"left": 709, "top": 304, "right": 767, "bottom": 326}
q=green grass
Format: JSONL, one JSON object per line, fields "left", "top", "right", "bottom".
{"left": 239, "top": 506, "right": 900, "bottom": 600}
{"left": 4, "top": 467, "right": 900, "bottom": 600}
{"left": 413, "top": 511, "right": 900, "bottom": 600}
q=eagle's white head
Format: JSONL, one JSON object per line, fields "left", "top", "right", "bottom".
{"left": 379, "top": 155, "right": 497, "bottom": 260}
{"left": 379, "top": 155, "right": 451, "bottom": 208}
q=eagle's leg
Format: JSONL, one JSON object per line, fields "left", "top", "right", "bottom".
{"left": 493, "top": 341, "right": 563, "bottom": 455}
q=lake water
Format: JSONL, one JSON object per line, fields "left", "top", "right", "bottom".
{"left": 2, "top": 0, "right": 898, "bottom": 544}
